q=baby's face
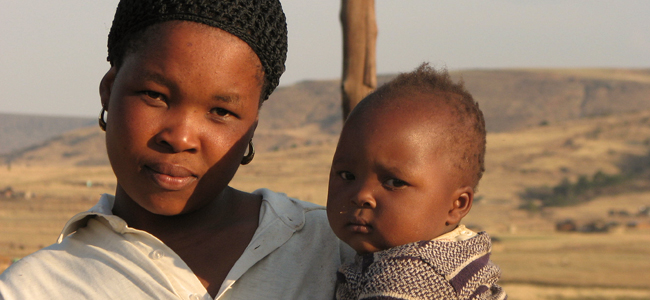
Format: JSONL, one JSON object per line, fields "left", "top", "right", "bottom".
{"left": 327, "top": 96, "right": 462, "bottom": 254}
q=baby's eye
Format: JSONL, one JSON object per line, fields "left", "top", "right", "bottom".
{"left": 338, "top": 171, "right": 355, "bottom": 181}
{"left": 385, "top": 178, "right": 408, "bottom": 189}
{"left": 210, "top": 107, "right": 233, "bottom": 117}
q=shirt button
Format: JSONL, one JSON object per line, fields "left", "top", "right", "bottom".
{"left": 189, "top": 293, "right": 202, "bottom": 300}
{"left": 149, "top": 249, "right": 164, "bottom": 260}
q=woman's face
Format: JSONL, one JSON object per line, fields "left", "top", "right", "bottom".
{"left": 100, "top": 21, "right": 263, "bottom": 216}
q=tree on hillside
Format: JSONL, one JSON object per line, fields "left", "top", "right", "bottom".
{"left": 340, "top": 0, "right": 377, "bottom": 120}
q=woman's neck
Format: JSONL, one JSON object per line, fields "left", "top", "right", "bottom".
{"left": 112, "top": 185, "right": 263, "bottom": 296}
{"left": 111, "top": 185, "right": 253, "bottom": 236}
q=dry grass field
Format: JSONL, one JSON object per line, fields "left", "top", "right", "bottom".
{"left": 1, "top": 108, "right": 650, "bottom": 299}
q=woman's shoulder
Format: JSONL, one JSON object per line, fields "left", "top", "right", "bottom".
{"left": 253, "top": 188, "right": 334, "bottom": 234}
{"left": 251, "top": 187, "right": 352, "bottom": 252}
{"left": 252, "top": 188, "right": 326, "bottom": 226}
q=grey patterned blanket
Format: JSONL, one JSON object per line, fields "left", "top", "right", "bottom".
{"left": 335, "top": 232, "right": 507, "bottom": 300}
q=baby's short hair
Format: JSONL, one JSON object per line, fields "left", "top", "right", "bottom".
{"left": 359, "top": 63, "right": 486, "bottom": 189}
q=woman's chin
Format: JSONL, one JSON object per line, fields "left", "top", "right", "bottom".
{"left": 139, "top": 198, "right": 192, "bottom": 217}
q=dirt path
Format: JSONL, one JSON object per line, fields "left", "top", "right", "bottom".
{"left": 502, "top": 283, "right": 650, "bottom": 300}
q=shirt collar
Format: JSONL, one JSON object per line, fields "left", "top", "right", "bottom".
{"left": 253, "top": 188, "right": 306, "bottom": 231}
{"left": 57, "top": 189, "right": 309, "bottom": 243}
{"left": 58, "top": 194, "right": 128, "bottom": 243}
{"left": 434, "top": 224, "right": 477, "bottom": 242}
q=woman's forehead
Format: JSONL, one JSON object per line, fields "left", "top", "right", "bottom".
{"left": 124, "top": 22, "right": 261, "bottom": 77}
{"left": 107, "top": 0, "right": 287, "bottom": 100}
{"left": 134, "top": 22, "right": 257, "bottom": 57}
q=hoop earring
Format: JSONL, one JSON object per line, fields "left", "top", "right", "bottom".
{"left": 241, "top": 140, "right": 255, "bottom": 165}
{"left": 98, "top": 108, "right": 107, "bottom": 131}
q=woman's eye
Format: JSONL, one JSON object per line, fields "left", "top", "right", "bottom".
{"left": 143, "top": 91, "right": 164, "bottom": 100}
{"left": 385, "top": 178, "right": 407, "bottom": 189}
{"left": 338, "top": 171, "right": 355, "bottom": 181}
{"left": 139, "top": 90, "right": 167, "bottom": 107}
{"left": 210, "top": 107, "right": 233, "bottom": 117}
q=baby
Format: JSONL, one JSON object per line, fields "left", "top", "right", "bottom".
{"left": 327, "top": 64, "right": 506, "bottom": 300}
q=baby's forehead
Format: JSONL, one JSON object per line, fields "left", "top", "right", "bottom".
{"left": 360, "top": 91, "right": 459, "bottom": 124}
{"left": 345, "top": 92, "right": 466, "bottom": 152}
{"left": 348, "top": 100, "right": 452, "bottom": 145}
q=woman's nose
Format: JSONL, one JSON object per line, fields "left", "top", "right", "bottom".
{"left": 154, "top": 111, "right": 200, "bottom": 153}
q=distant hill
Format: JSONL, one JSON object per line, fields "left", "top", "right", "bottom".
{"left": 454, "top": 68, "right": 650, "bottom": 131}
{"left": 0, "top": 113, "right": 95, "bottom": 155}
{"left": 3, "top": 68, "right": 650, "bottom": 157}
{"left": 2, "top": 90, "right": 650, "bottom": 235}
{"left": 261, "top": 68, "right": 650, "bottom": 134}
{"left": 3, "top": 70, "right": 650, "bottom": 289}
{"left": 2, "top": 126, "right": 109, "bottom": 167}
{"left": 3, "top": 105, "right": 649, "bottom": 222}
{"left": 3, "top": 111, "right": 650, "bottom": 293}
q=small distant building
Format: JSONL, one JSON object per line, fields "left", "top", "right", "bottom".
{"left": 635, "top": 222, "right": 650, "bottom": 229}
{"left": 556, "top": 219, "right": 577, "bottom": 232}
{"left": 579, "top": 220, "right": 610, "bottom": 233}
{"left": 1, "top": 187, "right": 14, "bottom": 198}
{"left": 608, "top": 209, "right": 630, "bottom": 217}
{"left": 0, "top": 186, "right": 27, "bottom": 199}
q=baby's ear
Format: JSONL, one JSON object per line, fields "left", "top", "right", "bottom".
{"left": 445, "top": 186, "right": 474, "bottom": 226}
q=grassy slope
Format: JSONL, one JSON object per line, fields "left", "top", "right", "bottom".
{"left": 2, "top": 69, "right": 650, "bottom": 298}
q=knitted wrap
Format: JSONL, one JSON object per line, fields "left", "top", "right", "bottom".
{"left": 107, "top": 0, "right": 288, "bottom": 101}
{"left": 336, "top": 232, "right": 507, "bottom": 300}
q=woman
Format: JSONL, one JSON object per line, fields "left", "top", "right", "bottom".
{"left": 0, "top": 1, "right": 353, "bottom": 299}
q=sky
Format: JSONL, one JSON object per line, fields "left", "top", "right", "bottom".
{"left": 1, "top": 0, "right": 649, "bottom": 118}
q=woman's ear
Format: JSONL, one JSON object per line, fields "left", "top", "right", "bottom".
{"left": 445, "top": 186, "right": 474, "bottom": 226}
{"left": 99, "top": 67, "right": 117, "bottom": 109}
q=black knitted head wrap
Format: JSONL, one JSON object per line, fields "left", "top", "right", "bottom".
{"left": 107, "top": 0, "right": 288, "bottom": 101}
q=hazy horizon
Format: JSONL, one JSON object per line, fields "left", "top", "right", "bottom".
{"left": 1, "top": 0, "right": 649, "bottom": 118}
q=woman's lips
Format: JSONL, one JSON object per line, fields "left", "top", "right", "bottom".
{"left": 144, "top": 163, "right": 197, "bottom": 191}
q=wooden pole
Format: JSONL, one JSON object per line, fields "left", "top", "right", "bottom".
{"left": 340, "top": 0, "right": 377, "bottom": 120}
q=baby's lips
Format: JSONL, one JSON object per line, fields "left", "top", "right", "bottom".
{"left": 347, "top": 216, "right": 371, "bottom": 227}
